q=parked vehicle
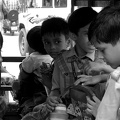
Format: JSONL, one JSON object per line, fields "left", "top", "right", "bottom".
{"left": 3, "top": 10, "right": 19, "bottom": 35}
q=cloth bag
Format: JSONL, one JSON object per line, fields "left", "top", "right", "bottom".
{"left": 96, "top": 68, "right": 120, "bottom": 120}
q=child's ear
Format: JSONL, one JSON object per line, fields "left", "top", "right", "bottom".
{"left": 69, "top": 32, "right": 77, "bottom": 41}
{"left": 66, "top": 37, "right": 75, "bottom": 50}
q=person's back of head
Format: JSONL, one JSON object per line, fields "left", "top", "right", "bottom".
{"left": 27, "top": 26, "right": 47, "bottom": 55}
{"left": 41, "top": 17, "right": 69, "bottom": 39}
{"left": 68, "top": 7, "right": 98, "bottom": 35}
{"left": 88, "top": 5, "right": 120, "bottom": 46}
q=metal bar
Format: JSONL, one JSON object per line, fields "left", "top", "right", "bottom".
{"left": 0, "top": 85, "right": 12, "bottom": 91}
{"left": 2, "top": 57, "right": 25, "bottom": 62}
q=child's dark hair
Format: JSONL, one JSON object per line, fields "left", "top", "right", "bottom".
{"left": 0, "top": 32, "right": 3, "bottom": 47}
{"left": 41, "top": 17, "right": 69, "bottom": 39}
{"left": 88, "top": 5, "right": 120, "bottom": 46}
{"left": 68, "top": 7, "right": 98, "bottom": 35}
{"left": 27, "top": 26, "right": 47, "bottom": 54}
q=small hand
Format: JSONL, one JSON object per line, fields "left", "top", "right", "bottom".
{"left": 77, "top": 75, "right": 102, "bottom": 86}
{"left": 74, "top": 75, "right": 92, "bottom": 86}
{"left": 86, "top": 95, "right": 101, "bottom": 117}
{"left": 84, "top": 61, "right": 104, "bottom": 75}
{"left": 46, "top": 96, "right": 62, "bottom": 112}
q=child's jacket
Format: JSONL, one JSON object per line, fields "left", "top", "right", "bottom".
{"left": 52, "top": 47, "right": 106, "bottom": 120}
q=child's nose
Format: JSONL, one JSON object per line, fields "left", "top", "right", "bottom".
{"left": 51, "top": 44, "right": 56, "bottom": 49}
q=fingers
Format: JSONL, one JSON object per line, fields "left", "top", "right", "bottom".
{"left": 87, "top": 95, "right": 100, "bottom": 104}
{"left": 80, "top": 76, "right": 93, "bottom": 85}
{"left": 92, "top": 95, "right": 101, "bottom": 103}
{"left": 74, "top": 79, "right": 82, "bottom": 86}
{"left": 78, "top": 75, "right": 92, "bottom": 78}
{"left": 46, "top": 103, "right": 55, "bottom": 112}
{"left": 74, "top": 75, "right": 92, "bottom": 86}
{"left": 86, "top": 96, "right": 100, "bottom": 117}
{"left": 86, "top": 107, "right": 92, "bottom": 114}
{"left": 46, "top": 96, "right": 60, "bottom": 112}
{"left": 87, "top": 96, "right": 95, "bottom": 106}
{"left": 86, "top": 97, "right": 94, "bottom": 115}
{"left": 84, "top": 61, "right": 102, "bottom": 74}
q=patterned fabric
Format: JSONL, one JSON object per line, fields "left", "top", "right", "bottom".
{"left": 52, "top": 48, "right": 101, "bottom": 95}
{"left": 53, "top": 48, "right": 105, "bottom": 120}
{"left": 21, "top": 48, "right": 105, "bottom": 120}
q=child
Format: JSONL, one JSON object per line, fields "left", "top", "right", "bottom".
{"left": 85, "top": 5, "right": 120, "bottom": 120}
{"left": 21, "top": 17, "right": 71, "bottom": 120}
{"left": 0, "top": 32, "right": 8, "bottom": 119}
{"left": 46, "top": 7, "right": 108, "bottom": 120}
{"left": 13, "top": 26, "right": 53, "bottom": 116}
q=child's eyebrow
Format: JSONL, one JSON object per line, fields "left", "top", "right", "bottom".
{"left": 54, "top": 37, "right": 61, "bottom": 40}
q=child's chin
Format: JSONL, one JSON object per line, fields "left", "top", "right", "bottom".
{"left": 50, "top": 55, "right": 56, "bottom": 59}
{"left": 87, "top": 49, "right": 95, "bottom": 53}
{"left": 110, "top": 63, "right": 118, "bottom": 69}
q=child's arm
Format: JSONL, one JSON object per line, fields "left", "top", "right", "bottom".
{"left": 46, "top": 89, "right": 62, "bottom": 112}
{"left": 77, "top": 74, "right": 109, "bottom": 86}
{"left": 85, "top": 61, "right": 114, "bottom": 74}
{"left": 46, "top": 61, "right": 62, "bottom": 112}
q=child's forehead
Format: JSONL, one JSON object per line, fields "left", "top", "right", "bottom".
{"left": 79, "top": 23, "right": 90, "bottom": 32}
{"left": 43, "top": 33, "right": 65, "bottom": 39}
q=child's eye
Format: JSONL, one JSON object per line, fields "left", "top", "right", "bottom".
{"left": 55, "top": 41, "right": 61, "bottom": 44}
{"left": 44, "top": 41, "right": 49, "bottom": 45}
{"left": 100, "top": 49, "right": 104, "bottom": 53}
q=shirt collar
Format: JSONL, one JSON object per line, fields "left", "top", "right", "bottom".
{"left": 84, "top": 50, "right": 95, "bottom": 61}
{"left": 73, "top": 47, "right": 95, "bottom": 61}
{"left": 66, "top": 47, "right": 95, "bottom": 61}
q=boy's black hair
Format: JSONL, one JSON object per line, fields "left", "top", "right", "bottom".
{"left": 88, "top": 5, "right": 120, "bottom": 46}
{"left": 0, "top": 32, "right": 3, "bottom": 47}
{"left": 41, "top": 17, "right": 69, "bottom": 38}
{"left": 68, "top": 7, "right": 98, "bottom": 35}
{"left": 27, "top": 26, "right": 47, "bottom": 54}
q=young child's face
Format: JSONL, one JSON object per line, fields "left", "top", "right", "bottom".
{"left": 76, "top": 24, "right": 95, "bottom": 53}
{"left": 42, "top": 33, "right": 69, "bottom": 59}
{"left": 93, "top": 39, "right": 120, "bottom": 69}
